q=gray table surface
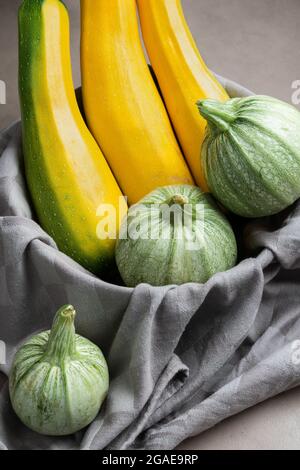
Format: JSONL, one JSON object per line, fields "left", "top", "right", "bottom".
{"left": 1, "top": 0, "right": 300, "bottom": 450}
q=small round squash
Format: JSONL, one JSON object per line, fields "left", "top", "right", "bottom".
{"left": 116, "top": 185, "right": 237, "bottom": 286}
{"left": 198, "top": 95, "right": 300, "bottom": 217}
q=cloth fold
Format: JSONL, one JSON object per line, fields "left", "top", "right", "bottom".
{"left": 1, "top": 77, "right": 300, "bottom": 450}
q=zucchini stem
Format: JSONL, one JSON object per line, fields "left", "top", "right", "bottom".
{"left": 44, "top": 305, "right": 76, "bottom": 362}
{"left": 197, "top": 99, "right": 236, "bottom": 132}
{"left": 167, "top": 194, "right": 189, "bottom": 206}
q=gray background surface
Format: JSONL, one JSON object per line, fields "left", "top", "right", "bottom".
{"left": 1, "top": 0, "right": 300, "bottom": 129}
{"left": 1, "top": 0, "right": 300, "bottom": 450}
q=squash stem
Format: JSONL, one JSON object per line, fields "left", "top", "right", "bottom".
{"left": 44, "top": 305, "right": 76, "bottom": 362}
{"left": 197, "top": 99, "right": 236, "bottom": 132}
{"left": 167, "top": 194, "right": 189, "bottom": 206}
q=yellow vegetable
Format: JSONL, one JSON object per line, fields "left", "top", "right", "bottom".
{"left": 137, "top": 0, "right": 229, "bottom": 190}
{"left": 19, "top": 0, "right": 127, "bottom": 275}
{"left": 80, "top": 0, "right": 194, "bottom": 205}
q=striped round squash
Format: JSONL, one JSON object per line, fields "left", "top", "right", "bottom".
{"left": 198, "top": 96, "right": 300, "bottom": 217}
{"left": 116, "top": 185, "right": 237, "bottom": 286}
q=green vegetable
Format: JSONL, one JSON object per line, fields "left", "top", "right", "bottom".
{"left": 116, "top": 185, "right": 237, "bottom": 286}
{"left": 197, "top": 96, "right": 300, "bottom": 217}
{"left": 9, "top": 305, "right": 109, "bottom": 436}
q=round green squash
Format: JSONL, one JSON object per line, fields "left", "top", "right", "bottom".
{"left": 9, "top": 305, "right": 109, "bottom": 436}
{"left": 198, "top": 95, "right": 300, "bottom": 217}
{"left": 116, "top": 185, "right": 237, "bottom": 286}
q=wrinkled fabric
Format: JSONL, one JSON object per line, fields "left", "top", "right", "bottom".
{"left": 1, "top": 78, "right": 300, "bottom": 450}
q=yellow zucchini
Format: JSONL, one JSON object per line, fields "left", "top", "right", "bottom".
{"left": 137, "top": 0, "right": 229, "bottom": 190}
{"left": 80, "top": 0, "right": 194, "bottom": 205}
{"left": 19, "top": 0, "right": 127, "bottom": 275}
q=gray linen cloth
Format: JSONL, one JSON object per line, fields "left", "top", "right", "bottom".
{"left": 1, "top": 77, "right": 300, "bottom": 450}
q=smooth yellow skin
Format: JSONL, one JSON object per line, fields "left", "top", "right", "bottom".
{"left": 80, "top": 0, "right": 194, "bottom": 206}
{"left": 137, "top": 0, "right": 229, "bottom": 190}
{"left": 22, "top": 0, "right": 127, "bottom": 273}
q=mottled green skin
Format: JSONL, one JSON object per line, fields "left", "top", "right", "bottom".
{"left": 116, "top": 185, "right": 237, "bottom": 287}
{"left": 198, "top": 96, "right": 300, "bottom": 217}
{"left": 9, "top": 306, "right": 109, "bottom": 436}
